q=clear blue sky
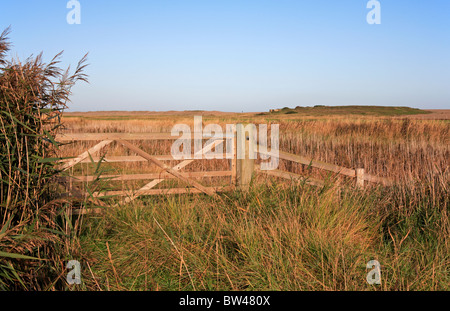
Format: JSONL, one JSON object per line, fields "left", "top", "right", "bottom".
{"left": 1, "top": 1, "right": 449, "bottom": 111}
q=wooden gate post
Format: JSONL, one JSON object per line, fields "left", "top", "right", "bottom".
{"left": 356, "top": 168, "right": 365, "bottom": 189}
{"left": 236, "top": 124, "right": 255, "bottom": 191}
{"left": 230, "top": 129, "right": 237, "bottom": 186}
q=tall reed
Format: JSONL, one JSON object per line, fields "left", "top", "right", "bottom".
{"left": 0, "top": 27, "right": 88, "bottom": 290}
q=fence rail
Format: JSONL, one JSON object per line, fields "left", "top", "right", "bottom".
{"left": 254, "top": 143, "right": 392, "bottom": 187}
{"left": 56, "top": 132, "right": 233, "bottom": 141}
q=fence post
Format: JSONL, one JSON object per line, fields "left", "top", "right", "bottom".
{"left": 230, "top": 130, "right": 237, "bottom": 186}
{"left": 236, "top": 125, "right": 255, "bottom": 191}
{"left": 356, "top": 168, "right": 365, "bottom": 189}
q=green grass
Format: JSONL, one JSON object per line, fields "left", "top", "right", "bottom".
{"left": 74, "top": 179, "right": 449, "bottom": 291}
{"left": 266, "top": 106, "right": 431, "bottom": 116}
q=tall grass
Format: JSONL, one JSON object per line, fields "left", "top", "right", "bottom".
{"left": 0, "top": 27, "right": 88, "bottom": 290}
{"left": 75, "top": 179, "right": 448, "bottom": 291}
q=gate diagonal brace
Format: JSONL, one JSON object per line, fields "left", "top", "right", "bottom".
{"left": 59, "top": 140, "right": 114, "bottom": 171}
{"left": 121, "top": 139, "right": 225, "bottom": 203}
{"left": 116, "top": 139, "right": 222, "bottom": 199}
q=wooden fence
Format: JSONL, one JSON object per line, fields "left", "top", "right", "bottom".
{"left": 56, "top": 130, "right": 392, "bottom": 202}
